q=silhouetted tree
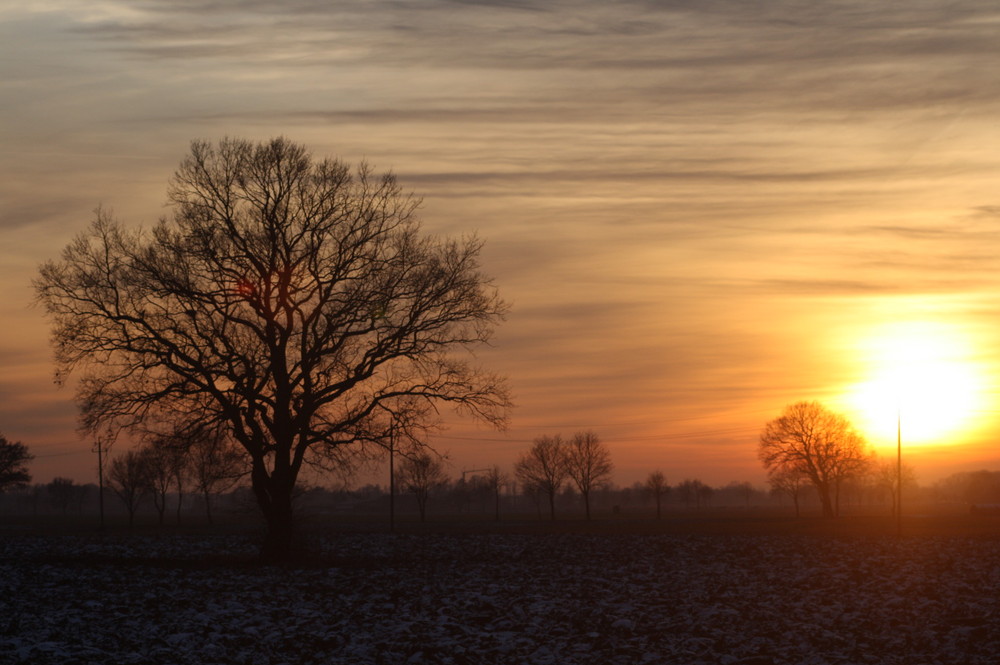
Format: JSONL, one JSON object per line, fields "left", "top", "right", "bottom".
{"left": 677, "top": 478, "right": 711, "bottom": 510}
{"left": 759, "top": 401, "right": 870, "bottom": 518}
{"left": 188, "top": 428, "right": 246, "bottom": 525}
{"left": 725, "top": 481, "right": 755, "bottom": 509}
{"left": 138, "top": 443, "right": 183, "bottom": 526}
{"left": 35, "top": 137, "right": 511, "bottom": 561}
{"left": 515, "top": 435, "right": 568, "bottom": 520}
{"left": 397, "top": 452, "right": 448, "bottom": 522}
{"left": 108, "top": 449, "right": 148, "bottom": 527}
{"left": 565, "top": 431, "right": 613, "bottom": 520}
{"left": 874, "top": 458, "right": 917, "bottom": 517}
{"left": 935, "top": 469, "right": 1000, "bottom": 505}
{"left": 767, "top": 467, "right": 808, "bottom": 517}
{"left": 645, "top": 470, "right": 669, "bottom": 519}
{"left": 0, "top": 435, "right": 32, "bottom": 492}
{"left": 47, "top": 477, "right": 80, "bottom": 515}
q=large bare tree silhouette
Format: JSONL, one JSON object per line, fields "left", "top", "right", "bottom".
{"left": 35, "top": 137, "right": 510, "bottom": 560}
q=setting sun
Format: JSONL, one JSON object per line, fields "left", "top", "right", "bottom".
{"left": 845, "top": 321, "right": 988, "bottom": 447}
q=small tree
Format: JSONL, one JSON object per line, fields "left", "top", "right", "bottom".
{"left": 47, "top": 477, "right": 79, "bottom": 515}
{"left": 725, "top": 481, "right": 755, "bottom": 509}
{"left": 138, "top": 444, "right": 182, "bottom": 526}
{"left": 565, "top": 431, "right": 613, "bottom": 520}
{"left": 645, "top": 470, "right": 669, "bottom": 519}
{"left": 397, "top": 452, "right": 448, "bottom": 522}
{"left": 189, "top": 430, "right": 246, "bottom": 525}
{"left": 874, "top": 458, "right": 917, "bottom": 517}
{"left": 768, "top": 467, "right": 808, "bottom": 517}
{"left": 515, "top": 435, "right": 568, "bottom": 521}
{"left": 108, "top": 449, "right": 149, "bottom": 527}
{"left": 0, "top": 435, "right": 32, "bottom": 492}
{"left": 677, "top": 478, "right": 711, "bottom": 510}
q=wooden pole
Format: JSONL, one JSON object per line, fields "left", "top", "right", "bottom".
{"left": 896, "top": 409, "right": 902, "bottom": 537}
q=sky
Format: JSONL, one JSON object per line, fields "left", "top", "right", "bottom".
{"left": 6, "top": 0, "right": 1000, "bottom": 488}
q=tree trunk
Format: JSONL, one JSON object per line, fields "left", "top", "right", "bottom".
{"left": 818, "top": 484, "right": 835, "bottom": 518}
{"left": 417, "top": 492, "right": 428, "bottom": 522}
{"left": 583, "top": 490, "right": 592, "bottom": 521}
{"left": 260, "top": 500, "right": 295, "bottom": 562}
{"left": 548, "top": 490, "right": 556, "bottom": 521}
{"left": 253, "top": 461, "right": 297, "bottom": 562}
{"left": 203, "top": 489, "right": 214, "bottom": 525}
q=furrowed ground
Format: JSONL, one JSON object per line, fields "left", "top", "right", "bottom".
{"left": 3, "top": 515, "right": 1000, "bottom": 664}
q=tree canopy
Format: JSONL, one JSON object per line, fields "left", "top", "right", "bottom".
{"left": 35, "top": 137, "right": 511, "bottom": 559}
{"left": 0, "top": 434, "right": 32, "bottom": 492}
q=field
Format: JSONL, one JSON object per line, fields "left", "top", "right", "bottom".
{"left": 4, "top": 514, "right": 1000, "bottom": 664}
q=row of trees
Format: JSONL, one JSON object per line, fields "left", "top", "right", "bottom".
{"left": 105, "top": 431, "right": 245, "bottom": 527}
{"left": 514, "top": 431, "right": 614, "bottom": 520}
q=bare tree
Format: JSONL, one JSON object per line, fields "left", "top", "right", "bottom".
{"left": 47, "top": 477, "right": 82, "bottom": 515}
{"left": 565, "top": 431, "right": 613, "bottom": 520}
{"left": 645, "top": 470, "right": 669, "bottom": 519}
{"left": 0, "top": 435, "right": 32, "bottom": 492}
{"left": 485, "top": 465, "right": 508, "bottom": 522}
{"left": 677, "top": 478, "right": 711, "bottom": 510}
{"left": 397, "top": 452, "right": 448, "bottom": 522}
{"left": 137, "top": 444, "right": 178, "bottom": 526}
{"left": 140, "top": 430, "right": 193, "bottom": 525}
{"left": 759, "top": 401, "right": 870, "bottom": 518}
{"left": 874, "top": 458, "right": 917, "bottom": 517}
{"left": 725, "top": 481, "right": 755, "bottom": 509}
{"left": 35, "top": 137, "right": 511, "bottom": 560}
{"left": 188, "top": 429, "right": 246, "bottom": 525}
{"left": 515, "top": 435, "right": 568, "bottom": 521}
{"left": 767, "top": 467, "right": 808, "bottom": 517}
{"left": 108, "top": 449, "right": 149, "bottom": 527}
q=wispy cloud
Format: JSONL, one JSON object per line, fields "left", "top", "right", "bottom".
{"left": 6, "top": 0, "right": 1000, "bottom": 483}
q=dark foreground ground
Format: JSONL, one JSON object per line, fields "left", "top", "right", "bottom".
{"left": 3, "top": 518, "right": 1000, "bottom": 664}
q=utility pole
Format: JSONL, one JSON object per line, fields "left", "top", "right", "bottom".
{"left": 896, "top": 409, "right": 902, "bottom": 538}
{"left": 388, "top": 428, "right": 396, "bottom": 532}
{"left": 93, "top": 435, "right": 106, "bottom": 531}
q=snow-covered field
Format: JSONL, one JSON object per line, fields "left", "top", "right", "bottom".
{"left": 3, "top": 531, "right": 1000, "bottom": 664}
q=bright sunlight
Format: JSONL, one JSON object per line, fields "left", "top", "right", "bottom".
{"left": 845, "top": 320, "right": 987, "bottom": 447}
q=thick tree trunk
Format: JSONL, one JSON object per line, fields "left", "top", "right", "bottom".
{"left": 259, "top": 490, "right": 295, "bottom": 562}
{"left": 818, "top": 485, "right": 836, "bottom": 518}
{"left": 253, "top": 459, "right": 298, "bottom": 562}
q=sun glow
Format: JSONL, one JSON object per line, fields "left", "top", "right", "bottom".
{"left": 845, "top": 321, "right": 987, "bottom": 447}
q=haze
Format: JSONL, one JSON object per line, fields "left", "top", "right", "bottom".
{"left": 5, "top": 1, "right": 1000, "bottom": 487}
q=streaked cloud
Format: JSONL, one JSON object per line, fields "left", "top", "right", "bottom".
{"left": 4, "top": 0, "right": 1000, "bottom": 484}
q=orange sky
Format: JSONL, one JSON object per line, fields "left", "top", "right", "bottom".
{"left": 5, "top": 2, "right": 1000, "bottom": 488}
